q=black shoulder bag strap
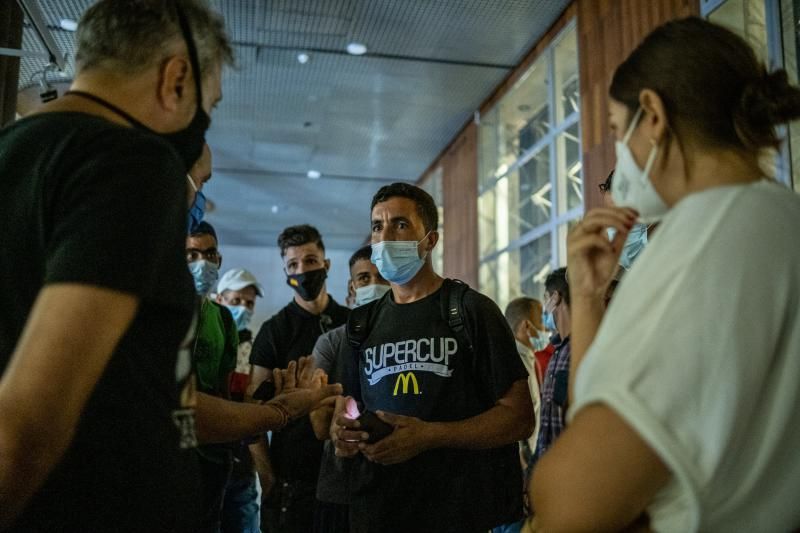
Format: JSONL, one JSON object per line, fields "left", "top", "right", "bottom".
{"left": 440, "top": 278, "right": 474, "bottom": 355}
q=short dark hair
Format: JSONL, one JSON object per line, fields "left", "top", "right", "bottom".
{"left": 371, "top": 183, "right": 438, "bottom": 233}
{"left": 76, "top": 0, "right": 234, "bottom": 77}
{"left": 190, "top": 221, "right": 217, "bottom": 243}
{"left": 277, "top": 224, "right": 325, "bottom": 257}
{"left": 349, "top": 245, "right": 373, "bottom": 269}
{"left": 544, "top": 267, "right": 570, "bottom": 306}
{"left": 505, "top": 297, "right": 542, "bottom": 331}
{"left": 611, "top": 17, "right": 800, "bottom": 155}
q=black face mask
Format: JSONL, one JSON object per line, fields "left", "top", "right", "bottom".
{"left": 287, "top": 268, "right": 328, "bottom": 301}
{"left": 65, "top": 2, "right": 209, "bottom": 173}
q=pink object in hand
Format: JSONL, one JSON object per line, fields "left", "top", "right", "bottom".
{"left": 344, "top": 397, "right": 360, "bottom": 420}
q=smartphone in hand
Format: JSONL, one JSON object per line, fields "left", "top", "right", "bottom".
{"left": 358, "top": 410, "right": 394, "bottom": 443}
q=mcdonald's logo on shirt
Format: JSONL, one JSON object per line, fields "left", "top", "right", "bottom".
{"left": 393, "top": 372, "right": 421, "bottom": 396}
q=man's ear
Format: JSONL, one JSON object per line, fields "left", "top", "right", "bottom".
{"left": 216, "top": 253, "right": 222, "bottom": 270}
{"left": 427, "top": 230, "right": 440, "bottom": 251}
{"left": 324, "top": 258, "right": 331, "bottom": 271}
{"left": 157, "top": 54, "right": 190, "bottom": 112}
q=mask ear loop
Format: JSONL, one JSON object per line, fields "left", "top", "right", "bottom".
{"left": 187, "top": 173, "right": 199, "bottom": 192}
{"left": 622, "top": 107, "right": 644, "bottom": 145}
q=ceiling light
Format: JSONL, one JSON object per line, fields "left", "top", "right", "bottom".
{"left": 307, "top": 170, "right": 322, "bottom": 179}
{"left": 271, "top": 205, "right": 279, "bottom": 214}
{"left": 59, "top": 19, "right": 78, "bottom": 31}
{"left": 297, "top": 53, "right": 310, "bottom": 64}
{"left": 346, "top": 42, "right": 368, "bottom": 56}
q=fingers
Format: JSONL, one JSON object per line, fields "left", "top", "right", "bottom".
{"left": 334, "top": 412, "right": 361, "bottom": 430}
{"left": 296, "top": 356, "right": 315, "bottom": 387}
{"left": 572, "top": 207, "right": 638, "bottom": 237}
{"left": 272, "top": 367, "right": 284, "bottom": 395}
{"left": 334, "top": 439, "right": 361, "bottom": 457}
{"left": 310, "top": 368, "right": 327, "bottom": 389}
{"left": 569, "top": 233, "right": 615, "bottom": 257}
{"left": 310, "top": 383, "right": 343, "bottom": 407}
{"left": 375, "top": 410, "right": 402, "bottom": 426}
{"left": 283, "top": 360, "right": 298, "bottom": 390}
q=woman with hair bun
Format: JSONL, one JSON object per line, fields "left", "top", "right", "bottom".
{"left": 531, "top": 17, "right": 800, "bottom": 532}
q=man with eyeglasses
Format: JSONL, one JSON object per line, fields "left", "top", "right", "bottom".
{"left": 186, "top": 220, "right": 240, "bottom": 531}
{"left": 248, "top": 224, "right": 349, "bottom": 533}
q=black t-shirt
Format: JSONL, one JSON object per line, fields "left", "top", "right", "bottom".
{"left": 250, "top": 297, "right": 349, "bottom": 481}
{"left": 0, "top": 112, "right": 201, "bottom": 532}
{"left": 350, "top": 283, "right": 528, "bottom": 533}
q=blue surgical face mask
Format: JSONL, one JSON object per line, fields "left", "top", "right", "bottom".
{"left": 529, "top": 333, "right": 548, "bottom": 351}
{"left": 371, "top": 232, "right": 431, "bottom": 285}
{"left": 542, "top": 311, "right": 556, "bottom": 332}
{"left": 226, "top": 305, "right": 253, "bottom": 331}
{"left": 187, "top": 174, "right": 206, "bottom": 235}
{"left": 542, "top": 293, "right": 559, "bottom": 332}
{"left": 354, "top": 283, "right": 391, "bottom": 307}
{"left": 607, "top": 223, "right": 648, "bottom": 270}
{"left": 188, "top": 259, "right": 219, "bottom": 295}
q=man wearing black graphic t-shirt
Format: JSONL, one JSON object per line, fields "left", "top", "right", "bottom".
{"left": 334, "top": 183, "right": 534, "bottom": 533}
{"left": 248, "top": 225, "right": 349, "bottom": 533}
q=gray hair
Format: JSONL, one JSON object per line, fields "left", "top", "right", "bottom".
{"left": 75, "top": 0, "right": 234, "bottom": 79}
{"left": 504, "top": 297, "right": 542, "bottom": 331}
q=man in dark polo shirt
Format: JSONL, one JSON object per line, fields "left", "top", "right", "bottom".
{"left": 248, "top": 224, "right": 349, "bottom": 533}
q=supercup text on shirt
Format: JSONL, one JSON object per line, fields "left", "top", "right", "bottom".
{"left": 364, "top": 337, "right": 457, "bottom": 386}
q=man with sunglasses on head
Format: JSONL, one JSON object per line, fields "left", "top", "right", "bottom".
{"left": 248, "top": 224, "right": 349, "bottom": 533}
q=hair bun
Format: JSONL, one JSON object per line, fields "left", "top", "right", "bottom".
{"left": 735, "top": 68, "right": 800, "bottom": 149}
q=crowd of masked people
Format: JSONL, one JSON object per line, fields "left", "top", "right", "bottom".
{"left": 1, "top": 1, "right": 799, "bottom": 532}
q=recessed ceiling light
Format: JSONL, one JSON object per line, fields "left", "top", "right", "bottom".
{"left": 271, "top": 205, "right": 279, "bottom": 214}
{"left": 346, "top": 42, "right": 368, "bottom": 56}
{"left": 59, "top": 18, "right": 78, "bottom": 31}
{"left": 307, "top": 170, "right": 322, "bottom": 179}
{"left": 297, "top": 53, "right": 310, "bottom": 64}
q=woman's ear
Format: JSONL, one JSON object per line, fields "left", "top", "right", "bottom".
{"left": 639, "top": 89, "right": 669, "bottom": 145}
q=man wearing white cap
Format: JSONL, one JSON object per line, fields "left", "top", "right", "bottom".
{"left": 216, "top": 268, "right": 265, "bottom": 533}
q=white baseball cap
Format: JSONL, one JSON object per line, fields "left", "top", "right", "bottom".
{"left": 216, "top": 268, "right": 264, "bottom": 297}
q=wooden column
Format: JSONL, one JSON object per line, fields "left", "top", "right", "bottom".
{"left": 0, "top": 1, "right": 23, "bottom": 126}
{"left": 578, "top": 0, "right": 700, "bottom": 212}
{"left": 441, "top": 123, "right": 479, "bottom": 287}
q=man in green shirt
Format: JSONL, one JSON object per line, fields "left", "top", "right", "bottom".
{"left": 186, "top": 218, "right": 238, "bottom": 531}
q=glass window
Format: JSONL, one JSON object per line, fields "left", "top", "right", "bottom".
{"left": 478, "top": 22, "right": 582, "bottom": 308}
{"left": 782, "top": 0, "right": 800, "bottom": 191}
{"left": 708, "top": 0, "right": 800, "bottom": 191}
{"left": 708, "top": 0, "right": 769, "bottom": 62}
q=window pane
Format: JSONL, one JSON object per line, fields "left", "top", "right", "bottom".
{"left": 478, "top": 106, "right": 501, "bottom": 189}
{"left": 498, "top": 57, "right": 551, "bottom": 163}
{"left": 554, "top": 25, "right": 580, "bottom": 124}
{"left": 520, "top": 233, "right": 553, "bottom": 302}
{"left": 555, "top": 123, "right": 583, "bottom": 215}
{"left": 478, "top": 188, "right": 497, "bottom": 257}
{"left": 512, "top": 148, "right": 551, "bottom": 239}
{"left": 557, "top": 219, "right": 581, "bottom": 266}
{"left": 709, "top": 0, "right": 768, "bottom": 62}
{"left": 479, "top": 259, "right": 498, "bottom": 304}
{"left": 781, "top": 0, "right": 800, "bottom": 190}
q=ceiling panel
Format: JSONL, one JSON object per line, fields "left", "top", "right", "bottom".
{"left": 15, "top": 0, "right": 572, "bottom": 250}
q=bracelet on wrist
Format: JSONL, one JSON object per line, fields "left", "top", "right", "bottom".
{"left": 266, "top": 401, "right": 290, "bottom": 431}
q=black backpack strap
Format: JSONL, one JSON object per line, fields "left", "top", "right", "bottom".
{"left": 440, "top": 278, "right": 473, "bottom": 354}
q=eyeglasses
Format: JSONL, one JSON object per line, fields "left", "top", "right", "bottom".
{"left": 186, "top": 248, "right": 220, "bottom": 263}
